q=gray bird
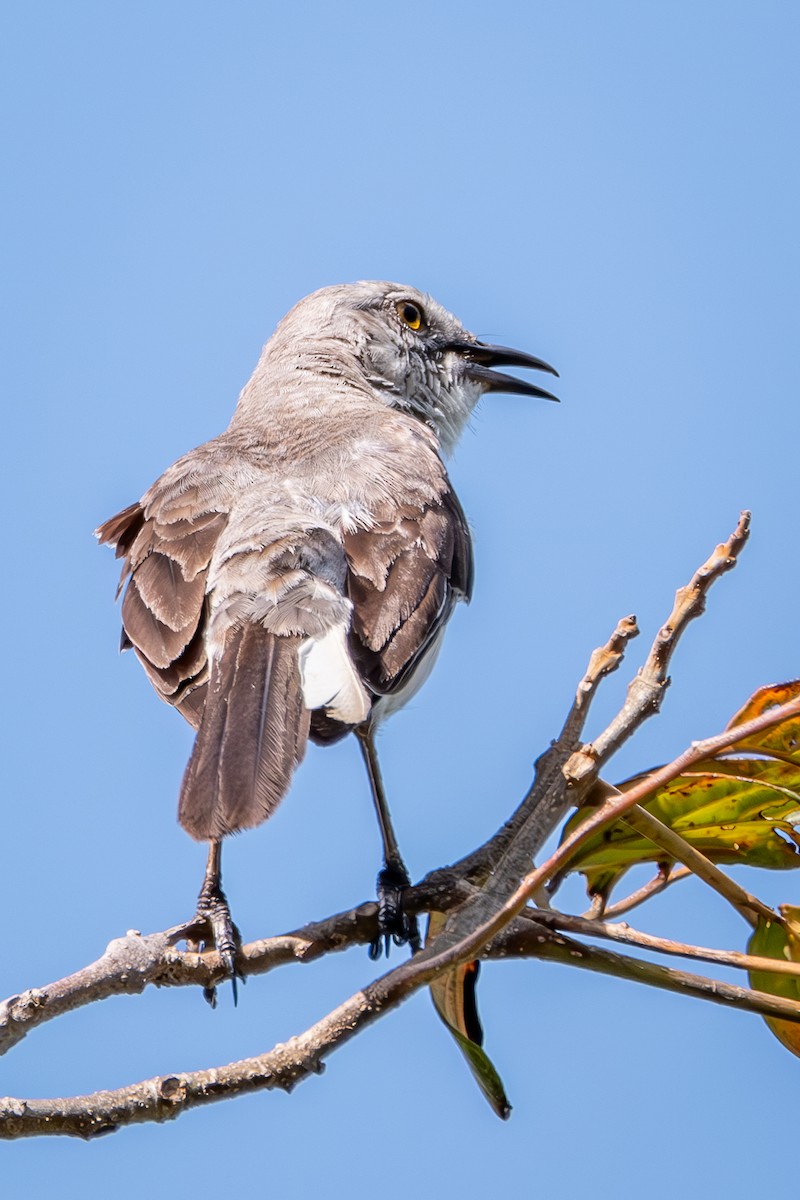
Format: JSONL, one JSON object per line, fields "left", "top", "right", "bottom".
{"left": 97, "top": 281, "right": 557, "bottom": 988}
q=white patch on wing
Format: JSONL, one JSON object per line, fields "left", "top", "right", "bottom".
{"left": 298, "top": 625, "right": 371, "bottom": 724}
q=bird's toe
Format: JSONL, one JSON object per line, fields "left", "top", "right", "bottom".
{"left": 369, "top": 861, "right": 421, "bottom": 960}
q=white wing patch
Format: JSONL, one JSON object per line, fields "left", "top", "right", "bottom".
{"left": 298, "top": 625, "right": 371, "bottom": 724}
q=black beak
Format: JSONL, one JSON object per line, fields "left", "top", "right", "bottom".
{"left": 447, "top": 339, "right": 560, "bottom": 402}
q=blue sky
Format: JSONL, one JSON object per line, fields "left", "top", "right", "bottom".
{"left": 3, "top": 2, "right": 799, "bottom": 1194}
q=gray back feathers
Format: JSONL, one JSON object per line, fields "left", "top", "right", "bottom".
{"left": 97, "top": 282, "right": 552, "bottom": 841}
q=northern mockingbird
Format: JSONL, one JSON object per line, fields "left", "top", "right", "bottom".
{"left": 97, "top": 281, "right": 557, "bottom": 989}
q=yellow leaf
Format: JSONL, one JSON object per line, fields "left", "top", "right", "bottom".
{"left": 726, "top": 681, "right": 800, "bottom": 765}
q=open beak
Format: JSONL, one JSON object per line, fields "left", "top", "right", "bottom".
{"left": 448, "top": 339, "right": 560, "bottom": 402}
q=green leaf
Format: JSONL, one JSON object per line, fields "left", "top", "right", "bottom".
{"left": 748, "top": 905, "right": 800, "bottom": 1057}
{"left": 561, "top": 758, "right": 800, "bottom": 900}
{"left": 560, "top": 680, "right": 800, "bottom": 902}
{"left": 427, "top": 912, "right": 511, "bottom": 1120}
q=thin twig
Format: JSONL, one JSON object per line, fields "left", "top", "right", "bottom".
{"left": 620, "top": 804, "right": 773, "bottom": 928}
{"left": 566, "top": 511, "right": 751, "bottom": 785}
{"left": 531, "top": 908, "right": 800, "bottom": 978}
{"left": 588, "top": 865, "right": 691, "bottom": 920}
{"left": 453, "top": 615, "right": 640, "bottom": 888}
{"left": 497, "top": 917, "right": 800, "bottom": 1022}
{"left": 538, "top": 696, "right": 800, "bottom": 910}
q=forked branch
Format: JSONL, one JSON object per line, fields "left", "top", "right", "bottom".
{"left": 4, "top": 512, "right": 792, "bottom": 1140}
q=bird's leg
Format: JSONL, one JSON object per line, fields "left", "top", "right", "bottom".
{"left": 186, "top": 838, "right": 242, "bottom": 1006}
{"left": 356, "top": 723, "right": 421, "bottom": 959}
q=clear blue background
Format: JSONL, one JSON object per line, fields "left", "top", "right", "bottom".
{"left": 3, "top": 2, "right": 798, "bottom": 1195}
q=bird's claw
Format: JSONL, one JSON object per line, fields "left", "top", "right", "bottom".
{"left": 369, "top": 862, "right": 421, "bottom": 960}
{"left": 186, "top": 880, "right": 243, "bottom": 1006}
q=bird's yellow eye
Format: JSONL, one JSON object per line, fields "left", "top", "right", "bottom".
{"left": 396, "top": 300, "right": 424, "bottom": 331}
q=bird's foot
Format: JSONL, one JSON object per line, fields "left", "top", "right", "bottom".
{"left": 369, "top": 860, "right": 421, "bottom": 960}
{"left": 184, "top": 879, "right": 243, "bottom": 1007}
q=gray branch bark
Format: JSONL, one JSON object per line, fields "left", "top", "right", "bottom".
{"left": 6, "top": 512, "right": 792, "bottom": 1142}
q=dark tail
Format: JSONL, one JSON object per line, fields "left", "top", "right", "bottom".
{"left": 179, "top": 625, "right": 310, "bottom": 840}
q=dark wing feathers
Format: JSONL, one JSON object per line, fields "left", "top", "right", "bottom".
{"left": 99, "top": 495, "right": 309, "bottom": 839}
{"left": 133, "top": 617, "right": 209, "bottom": 706}
{"left": 96, "top": 501, "right": 226, "bottom": 727}
{"left": 99, "top": 474, "right": 471, "bottom": 827}
{"left": 344, "top": 483, "right": 473, "bottom": 696}
{"left": 99, "top": 502, "right": 145, "bottom": 559}
{"left": 152, "top": 514, "right": 228, "bottom": 579}
{"left": 375, "top": 573, "right": 446, "bottom": 682}
{"left": 132, "top": 551, "right": 207, "bottom": 630}
{"left": 348, "top": 552, "right": 437, "bottom": 649}
{"left": 120, "top": 578, "right": 196, "bottom": 669}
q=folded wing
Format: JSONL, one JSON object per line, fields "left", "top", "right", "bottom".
{"left": 96, "top": 494, "right": 227, "bottom": 729}
{"left": 341, "top": 481, "right": 473, "bottom": 703}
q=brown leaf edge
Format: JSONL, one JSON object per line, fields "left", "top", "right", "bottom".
{"left": 427, "top": 912, "right": 511, "bottom": 1119}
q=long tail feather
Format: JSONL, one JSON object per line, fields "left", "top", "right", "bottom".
{"left": 178, "top": 626, "right": 309, "bottom": 840}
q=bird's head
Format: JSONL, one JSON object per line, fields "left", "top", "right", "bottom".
{"left": 259, "top": 281, "right": 559, "bottom": 453}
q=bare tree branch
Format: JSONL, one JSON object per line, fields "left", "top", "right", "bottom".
{"left": 382, "top": 515, "right": 762, "bottom": 984}
{"left": 452, "top": 614, "right": 640, "bottom": 891}
{"left": 565, "top": 510, "right": 751, "bottom": 786}
{"left": 532, "top": 693, "right": 800, "bottom": 902}
{"left": 498, "top": 915, "right": 800, "bottom": 1022}
{"left": 531, "top": 907, "right": 800, "bottom": 978}
{"left": 0, "top": 949, "right": 432, "bottom": 1139}
{"left": 4, "top": 512, "right": 793, "bottom": 1141}
{"left": 375, "top": 688, "right": 800, "bottom": 1038}
{"left": 4, "top": 907, "right": 800, "bottom": 1140}
{"left": 586, "top": 865, "right": 691, "bottom": 919}
{"left": 0, "top": 876, "right": 479, "bottom": 1059}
